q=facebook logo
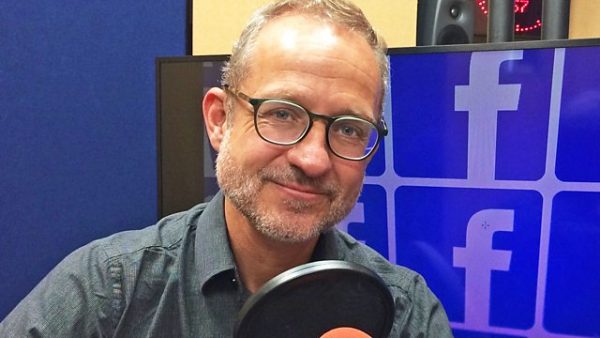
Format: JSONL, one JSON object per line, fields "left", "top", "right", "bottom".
{"left": 395, "top": 187, "right": 541, "bottom": 330}
{"left": 453, "top": 209, "right": 514, "bottom": 330}
{"left": 455, "top": 52, "right": 523, "bottom": 184}
{"left": 348, "top": 45, "right": 600, "bottom": 337}
{"left": 391, "top": 49, "right": 554, "bottom": 181}
{"left": 388, "top": 49, "right": 548, "bottom": 331}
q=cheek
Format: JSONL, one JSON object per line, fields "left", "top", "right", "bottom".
{"left": 228, "top": 131, "right": 287, "bottom": 168}
{"left": 335, "top": 162, "right": 367, "bottom": 191}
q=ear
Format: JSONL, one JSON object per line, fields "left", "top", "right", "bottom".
{"left": 202, "top": 87, "right": 228, "bottom": 152}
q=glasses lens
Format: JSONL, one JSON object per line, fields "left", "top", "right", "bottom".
{"left": 255, "top": 100, "right": 310, "bottom": 144}
{"left": 328, "top": 117, "right": 379, "bottom": 160}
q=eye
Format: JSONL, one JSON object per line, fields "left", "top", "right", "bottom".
{"left": 339, "top": 125, "right": 359, "bottom": 137}
{"left": 332, "top": 120, "right": 371, "bottom": 141}
{"left": 271, "top": 109, "right": 293, "bottom": 121}
{"left": 258, "top": 101, "right": 305, "bottom": 123}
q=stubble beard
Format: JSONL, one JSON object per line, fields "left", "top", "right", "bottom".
{"left": 215, "top": 129, "right": 360, "bottom": 243}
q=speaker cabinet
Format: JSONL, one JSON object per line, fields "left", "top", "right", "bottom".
{"left": 417, "top": 0, "right": 475, "bottom": 46}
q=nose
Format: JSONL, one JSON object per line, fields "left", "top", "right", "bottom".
{"left": 285, "top": 122, "right": 333, "bottom": 178}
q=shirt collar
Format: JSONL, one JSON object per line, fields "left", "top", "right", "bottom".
{"left": 194, "top": 190, "right": 347, "bottom": 290}
{"left": 311, "top": 228, "right": 345, "bottom": 261}
{"left": 194, "top": 191, "right": 237, "bottom": 291}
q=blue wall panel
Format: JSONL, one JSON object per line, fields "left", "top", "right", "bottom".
{"left": 0, "top": 0, "right": 186, "bottom": 319}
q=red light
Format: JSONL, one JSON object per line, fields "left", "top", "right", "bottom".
{"left": 477, "top": 0, "right": 542, "bottom": 33}
{"left": 515, "top": 0, "right": 530, "bottom": 14}
{"left": 478, "top": 0, "right": 529, "bottom": 14}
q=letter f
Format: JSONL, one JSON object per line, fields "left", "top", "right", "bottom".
{"left": 453, "top": 209, "right": 514, "bottom": 330}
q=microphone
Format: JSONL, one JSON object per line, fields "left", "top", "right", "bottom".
{"left": 320, "top": 327, "right": 372, "bottom": 338}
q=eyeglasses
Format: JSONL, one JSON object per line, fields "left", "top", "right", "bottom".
{"left": 224, "top": 86, "right": 388, "bottom": 161}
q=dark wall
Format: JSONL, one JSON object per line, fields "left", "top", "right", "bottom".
{"left": 0, "top": 0, "right": 186, "bottom": 319}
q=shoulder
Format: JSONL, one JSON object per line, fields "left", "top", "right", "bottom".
{"left": 332, "top": 230, "right": 452, "bottom": 336}
{"left": 95, "top": 203, "right": 207, "bottom": 261}
{"left": 333, "top": 230, "right": 420, "bottom": 291}
{"left": 0, "top": 203, "right": 209, "bottom": 336}
{"left": 71, "top": 202, "right": 209, "bottom": 295}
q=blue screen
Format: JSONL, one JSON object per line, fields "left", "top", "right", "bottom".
{"left": 336, "top": 42, "right": 600, "bottom": 337}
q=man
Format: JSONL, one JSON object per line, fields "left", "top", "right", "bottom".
{"left": 0, "top": 0, "right": 452, "bottom": 336}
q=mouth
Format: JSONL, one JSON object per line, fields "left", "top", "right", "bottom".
{"left": 271, "top": 180, "right": 330, "bottom": 201}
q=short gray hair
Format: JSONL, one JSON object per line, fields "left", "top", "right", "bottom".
{"left": 221, "top": 0, "right": 389, "bottom": 116}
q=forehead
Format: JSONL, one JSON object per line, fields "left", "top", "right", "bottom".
{"left": 241, "top": 14, "right": 382, "bottom": 119}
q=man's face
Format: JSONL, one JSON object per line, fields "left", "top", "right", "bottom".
{"left": 216, "top": 14, "right": 382, "bottom": 243}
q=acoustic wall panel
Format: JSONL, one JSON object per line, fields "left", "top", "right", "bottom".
{"left": 0, "top": 0, "right": 186, "bottom": 320}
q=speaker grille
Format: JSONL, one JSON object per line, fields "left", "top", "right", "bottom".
{"left": 417, "top": 0, "right": 474, "bottom": 46}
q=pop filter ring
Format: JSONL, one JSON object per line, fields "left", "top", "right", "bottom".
{"left": 234, "top": 260, "right": 395, "bottom": 338}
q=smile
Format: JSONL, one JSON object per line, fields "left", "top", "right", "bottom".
{"left": 271, "top": 180, "right": 328, "bottom": 201}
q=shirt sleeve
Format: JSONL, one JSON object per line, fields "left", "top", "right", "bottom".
{"left": 0, "top": 243, "right": 117, "bottom": 337}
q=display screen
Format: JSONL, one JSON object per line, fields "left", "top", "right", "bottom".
{"left": 338, "top": 39, "right": 600, "bottom": 337}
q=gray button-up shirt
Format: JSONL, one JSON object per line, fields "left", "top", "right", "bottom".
{"left": 0, "top": 191, "right": 452, "bottom": 337}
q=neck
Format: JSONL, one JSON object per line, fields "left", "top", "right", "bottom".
{"left": 224, "top": 198, "right": 319, "bottom": 293}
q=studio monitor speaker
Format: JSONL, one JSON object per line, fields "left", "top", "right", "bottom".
{"left": 417, "top": 0, "right": 475, "bottom": 46}
{"left": 542, "top": 0, "right": 570, "bottom": 40}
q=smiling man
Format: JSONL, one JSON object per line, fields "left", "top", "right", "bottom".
{"left": 0, "top": 1, "right": 451, "bottom": 337}
{"left": 205, "top": 11, "right": 388, "bottom": 294}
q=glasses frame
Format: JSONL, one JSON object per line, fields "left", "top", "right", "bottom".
{"left": 224, "top": 86, "right": 388, "bottom": 161}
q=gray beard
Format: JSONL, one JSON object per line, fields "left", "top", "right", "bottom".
{"left": 215, "top": 129, "right": 359, "bottom": 243}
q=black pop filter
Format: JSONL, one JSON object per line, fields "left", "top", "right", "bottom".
{"left": 234, "top": 260, "right": 395, "bottom": 338}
